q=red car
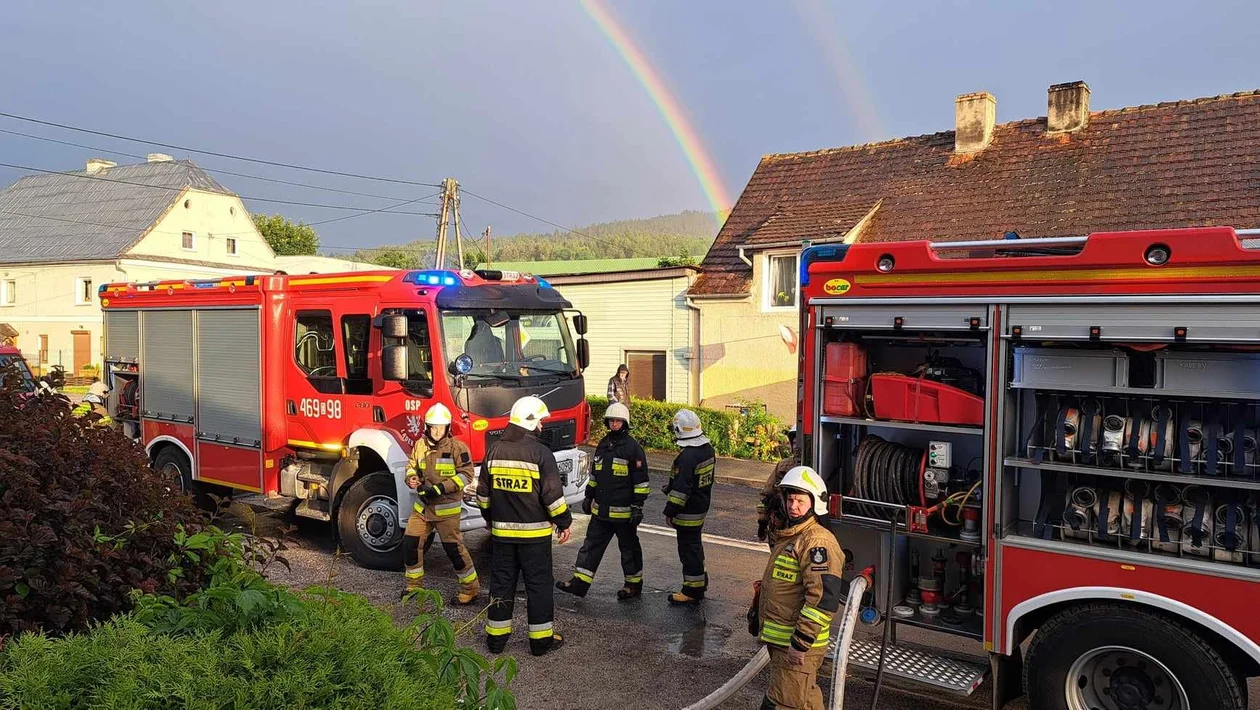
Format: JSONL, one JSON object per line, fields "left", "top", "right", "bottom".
{"left": 0, "top": 345, "right": 36, "bottom": 393}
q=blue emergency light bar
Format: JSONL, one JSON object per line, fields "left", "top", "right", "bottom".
{"left": 402, "top": 270, "right": 460, "bottom": 287}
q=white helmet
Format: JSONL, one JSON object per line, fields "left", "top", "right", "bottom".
{"left": 604, "top": 402, "right": 630, "bottom": 427}
{"left": 425, "top": 403, "right": 453, "bottom": 426}
{"left": 779, "top": 465, "right": 829, "bottom": 516}
{"left": 672, "top": 409, "right": 709, "bottom": 447}
{"left": 509, "top": 396, "right": 550, "bottom": 432}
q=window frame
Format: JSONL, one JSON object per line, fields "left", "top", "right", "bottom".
{"left": 75, "top": 277, "right": 93, "bottom": 306}
{"left": 341, "top": 314, "right": 372, "bottom": 395}
{"left": 225, "top": 237, "right": 239, "bottom": 256}
{"left": 0, "top": 279, "right": 14, "bottom": 306}
{"left": 762, "top": 250, "right": 800, "bottom": 312}
{"left": 181, "top": 231, "right": 196, "bottom": 251}
{"left": 293, "top": 309, "right": 340, "bottom": 386}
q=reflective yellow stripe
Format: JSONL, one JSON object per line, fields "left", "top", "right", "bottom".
{"left": 287, "top": 439, "right": 343, "bottom": 452}
{"left": 434, "top": 502, "right": 463, "bottom": 517}
{"left": 810, "top": 629, "right": 831, "bottom": 648}
{"left": 289, "top": 274, "right": 394, "bottom": 286}
{"left": 800, "top": 605, "right": 832, "bottom": 626}
{"left": 634, "top": 484, "right": 650, "bottom": 494}
{"left": 667, "top": 494, "right": 688, "bottom": 506}
{"left": 625, "top": 574, "right": 643, "bottom": 583}
{"left": 485, "top": 620, "right": 512, "bottom": 636}
{"left": 449, "top": 474, "right": 467, "bottom": 488}
{"left": 775, "top": 555, "right": 800, "bottom": 570}
{"left": 574, "top": 570, "right": 593, "bottom": 583}
{"left": 458, "top": 568, "right": 478, "bottom": 584}
{"left": 587, "top": 480, "right": 598, "bottom": 488}
{"left": 528, "top": 623, "right": 554, "bottom": 640}
{"left": 413, "top": 502, "right": 426, "bottom": 514}
{"left": 491, "top": 527, "right": 553, "bottom": 539}
{"left": 547, "top": 498, "right": 568, "bottom": 517}
{"left": 608, "top": 510, "right": 631, "bottom": 519}
{"left": 404, "top": 566, "right": 424, "bottom": 579}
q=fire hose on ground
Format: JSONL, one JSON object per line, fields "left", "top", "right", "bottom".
{"left": 680, "top": 569, "right": 874, "bottom": 710}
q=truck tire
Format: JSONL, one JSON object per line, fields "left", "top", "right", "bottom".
{"left": 1023, "top": 602, "right": 1245, "bottom": 710}
{"left": 153, "top": 447, "right": 193, "bottom": 494}
{"left": 335, "top": 471, "right": 405, "bottom": 570}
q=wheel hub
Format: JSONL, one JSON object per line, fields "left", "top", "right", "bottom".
{"left": 355, "top": 495, "right": 400, "bottom": 551}
{"left": 1066, "top": 646, "right": 1186, "bottom": 710}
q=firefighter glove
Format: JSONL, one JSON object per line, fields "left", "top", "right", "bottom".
{"left": 422, "top": 485, "right": 444, "bottom": 499}
{"left": 757, "top": 519, "right": 768, "bottom": 541}
{"left": 746, "top": 604, "right": 760, "bottom": 637}
{"left": 582, "top": 497, "right": 593, "bottom": 516}
{"left": 630, "top": 505, "right": 643, "bottom": 526}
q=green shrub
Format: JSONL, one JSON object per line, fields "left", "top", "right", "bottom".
{"left": 587, "top": 396, "right": 788, "bottom": 462}
{"left": 0, "top": 526, "right": 516, "bottom": 710}
{"left": 0, "top": 367, "right": 211, "bottom": 638}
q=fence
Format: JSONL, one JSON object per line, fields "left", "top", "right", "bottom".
{"left": 16, "top": 350, "right": 100, "bottom": 380}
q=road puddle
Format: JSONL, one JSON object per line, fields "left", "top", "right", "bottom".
{"left": 667, "top": 623, "right": 732, "bottom": 658}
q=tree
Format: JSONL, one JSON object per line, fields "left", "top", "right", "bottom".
{"left": 371, "top": 248, "right": 421, "bottom": 270}
{"left": 253, "top": 214, "right": 319, "bottom": 256}
{"left": 463, "top": 250, "right": 488, "bottom": 270}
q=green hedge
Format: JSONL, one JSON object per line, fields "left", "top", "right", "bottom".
{"left": 587, "top": 396, "right": 789, "bottom": 462}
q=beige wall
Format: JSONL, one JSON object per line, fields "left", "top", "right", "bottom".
{"left": 129, "top": 189, "right": 275, "bottom": 266}
{"left": 550, "top": 273, "right": 696, "bottom": 405}
{"left": 694, "top": 250, "right": 799, "bottom": 419}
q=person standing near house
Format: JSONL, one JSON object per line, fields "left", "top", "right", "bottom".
{"left": 607, "top": 364, "right": 629, "bottom": 404}
{"left": 477, "top": 395, "right": 572, "bottom": 656}
{"left": 402, "top": 403, "right": 479, "bottom": 604}
{"left": 556, "top": 402, "right": 650, "bottom": 600}
{"left": 662, "top": 409, "right": 715, "bottom": 605}
{"left": 751, "top": 465, "right": 844, "bottom": 710}
{"left": 758, "top": 425, "right": 800, "bottom": 548}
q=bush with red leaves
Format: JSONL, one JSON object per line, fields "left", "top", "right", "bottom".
{"left": 0, "top": 367, "right": 210, "bottom": 638}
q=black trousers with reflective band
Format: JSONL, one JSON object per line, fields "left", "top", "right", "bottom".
{"left": 571, "top": 517, "right": 643, "bottom": 593}
{"left": 487, "top": 540, "right": 555, "bottom": 653}
{"left": 674, "top": 524, "right": 707, "bottom": 597}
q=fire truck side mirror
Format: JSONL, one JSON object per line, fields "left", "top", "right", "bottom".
{"left": 382, "top": 345, "right": 408, "bottom": 381}
{"left": 577, "top": 338, "right": 590, "bottom": 370}
{"left": 381, "top": 314, "right": 408, "bottom": 339}
{"left": 572, "top": 313, "right": 588, "bottom": 336}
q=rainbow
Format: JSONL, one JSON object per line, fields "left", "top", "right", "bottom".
{"left": 790, "top": 0, "right": 882, "bottom": 141}
{"left": 578, "top": 0, "right": 733, "bottom": 227}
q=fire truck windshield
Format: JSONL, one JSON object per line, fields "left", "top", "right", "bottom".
{"left": 440, "top": 310, "right": 577, "bottom": 383}
{"left": 0, "top": 354, "right": 35, "bottom": 393}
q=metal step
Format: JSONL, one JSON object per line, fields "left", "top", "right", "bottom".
{"left": 295, "top": 499, "right": 331, "bottom": 522}
{"left": 827, "top": 638, "right": 987, "bottom": 696}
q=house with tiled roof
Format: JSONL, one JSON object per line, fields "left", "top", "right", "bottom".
{"left": 691, "top": 82, "right": 1260, "bottom": 418}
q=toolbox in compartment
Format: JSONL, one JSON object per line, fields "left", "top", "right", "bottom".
{"left": 1011, "top": 348, "right": 1129, "bottom": 389}
{"left": 869, "top": 373, "right": 984, "bottom": 426}
{"left": 1154, "top": 350, "right": 1260, "bottom": 397}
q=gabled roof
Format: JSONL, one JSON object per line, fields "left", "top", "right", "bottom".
{"left": 693, "top": 90, "right": 1260, "bottom": 296}
{"left": 0, "top": 159, "right": 232, "bottom": 264}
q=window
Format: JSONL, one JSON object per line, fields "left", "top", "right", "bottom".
{"left": 39, "top": 335, "right": 48, "bottom": 364}
{"left": 226, "top": 238, "right": 238, "bottom": 256}
{"left": 765, "top": 253, "right": 799, "bottom": 309}
{"left": 295, "top": 311, "right": 339, "bottom": 393}
{"left": 181, "top": 232, "right": 195, "bottom": 250}
{"left": 75, "top": 277, "right": 93, "bottom": 305}
{"left": 342, "top": 315, "right": 372, "bottom": 395}
{"left": 406, "top": 313, "right": 434, "bottom": 384}
{"left": 0, "top": 279, "right": 14, "bottom": 306}
{"left": 440, "top": 311, "right": 577, "bottom": 377}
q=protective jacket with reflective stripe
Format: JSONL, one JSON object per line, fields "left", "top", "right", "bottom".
{"left": 757, "top": 515, "right": 845, "bottom": 653}
{"left": 477, "top": 425, "right": 573, "bottom": 543}
{"left": 587, "top": 429, "right": 649, "bottom": 521}
{"left": 662, "top": 443, "right": 716, "bottom": 522}
{"left": 406, "top": 434, "right": 474, "bottom": 522}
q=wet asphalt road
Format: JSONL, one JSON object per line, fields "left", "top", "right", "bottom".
{"left": 237, "top": 481, "right": 1260, "bottom": 710}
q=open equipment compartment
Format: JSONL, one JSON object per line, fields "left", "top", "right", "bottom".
{"left": 814, "top": 303, "right": 992, "bottom": 642}
{"left": 1000, "top": 309, "right": 1260, "bottom": 570}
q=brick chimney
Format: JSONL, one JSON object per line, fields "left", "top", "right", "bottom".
{"left": 85, "top": 158, "right": 116, "bottom": 175}
{"left": 955, "top": 92, "right": 996, "bottom": 154}
{"left": 146, "top": 153, "right": 174, "bottom": 163}
{"left": 1047, "top": 81, "right": 1090, "bottom": 133}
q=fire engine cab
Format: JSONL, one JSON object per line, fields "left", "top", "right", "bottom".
{"left": 800, "top": 226, "right": 1260, "bottom": 709}
{"left": 99, "top": 268, "right": 592, "bottom": 569}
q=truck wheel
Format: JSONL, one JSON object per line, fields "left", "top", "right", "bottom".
{"left": 153, "top": 447, "right": 193, "bottom": 494}
{"left": 1023, "top": 602, "right": 1245, "bottom": 710}
{"left": 335, "top": 471, "right": 405, "bottom": 570}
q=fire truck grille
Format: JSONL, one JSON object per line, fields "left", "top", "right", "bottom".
{"left": 484, "top": 419, "right": 577, "bottom": 453}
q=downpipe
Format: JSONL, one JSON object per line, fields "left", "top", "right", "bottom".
{"left": 679, "top": 568, "right": 874, "bottom": 710}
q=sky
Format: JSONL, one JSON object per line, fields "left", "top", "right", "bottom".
{"left": 1, "top": 0, "right": 1258, "bottom": 257}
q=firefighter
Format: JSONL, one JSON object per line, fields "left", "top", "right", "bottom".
{"left": 758, "top": 425, "right": 800, "bottom": 547}
{"left": 662, "top": 408, "right": 715, "bottom": 605}
{"left": 72, "top": 385, "right": 113, "bottom": 427}
{"left": 477, "top": 395, "right": 572, "bottom": 656}
{"left": 556, "top": 402, "right": 649, "bottom": 600}
{"left": 402, "top": 403, "right": 479, "bottom": 604}
{"left": 750, "top": 465, "right": 844, "bottom": 710}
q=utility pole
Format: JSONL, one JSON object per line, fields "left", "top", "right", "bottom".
{"left": 452, "top": 183, "right": 466, "bottom": 270}
{"left": 434, "top": 178, "right": 454, "bottom": 269}
{"left": 482, "top": 226, "right": 492, "bottom": 268}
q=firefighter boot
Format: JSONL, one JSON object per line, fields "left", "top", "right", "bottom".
{"left": 617, "top": 573, "right": 643, "bottom": 600}
{"left": 454, "top": 573, "right": 481, "bottom": 606}
{"left": 555, "top": 577, "right": 590, "bottom": 598}
{"left": 530, "top": 632, "right": 565, "bottom": 657}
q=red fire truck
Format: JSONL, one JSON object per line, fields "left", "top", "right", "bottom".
{"left": 99, "top": 268, "right": 592, "bottom": 569}
{"left": 800, "top": 226, "right": 1260, "bottom": 709}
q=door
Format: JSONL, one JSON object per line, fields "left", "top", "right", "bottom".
{"left": 626, "top": 351, "right": 666, "bottom": 401}
{"left": 71, "top": 330, "right": 91, "bottom": 373}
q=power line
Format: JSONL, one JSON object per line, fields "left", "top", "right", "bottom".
{"left": 0, "top": 111, "right": 442, "bottom": 188}
{"left": 460, "top": 187, "right": 660, "bottom": 258}
{"left": 0, "top": 128, "right": 431, "bottom": 203}
{"left": 307, "top": 191, "right": 442, "bottom": 227}
{"left": 0, "top": 161, "right": 440, "bottom": 216}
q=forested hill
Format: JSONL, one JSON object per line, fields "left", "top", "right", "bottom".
{"left": 347, "top": 210, "right": 717, "bottom": 268}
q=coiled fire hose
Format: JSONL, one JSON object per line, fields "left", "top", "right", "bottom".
{"left": 852, "top": 437, "right": 925, "bottom": 518}
{"left": 680, "top": 570, "right": 874, "bottom": 710}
